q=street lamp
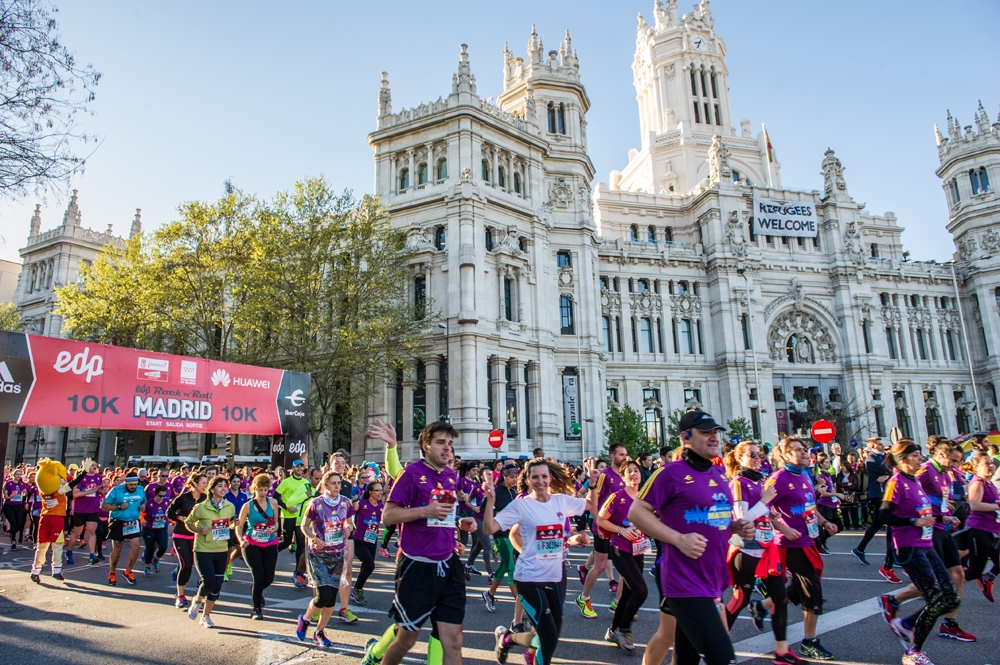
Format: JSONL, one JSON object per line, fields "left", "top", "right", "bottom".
{"left": 737, "top": 268, "right": 764, "bottom": 420}
{"left": 948, "top": 258, "right": 985, "bottom": 430}
{"left": 32, "top": 426, "right": 45, "bottom": 464}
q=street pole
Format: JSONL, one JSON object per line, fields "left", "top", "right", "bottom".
{"left": 739, "top": 269, "right": 764, "bottom": 429}
{"left": 577, "top": 314, "right": 584, "bottom": 464}
{"left": 437, "top": 321, "right": 449, "bottom": 422}
{"left": 949, "top": 261, "right": 982, "bottom": 430}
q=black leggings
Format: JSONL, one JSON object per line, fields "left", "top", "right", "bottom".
{"left": 963, "top": 528, "right": 1000, "bottom": 581}
{"left": 516, "top": 579, "right": 566, "bottom": 665}
{"left": 725, "top": 550, "right": 789, "bottom": 641}
{"left": 665, "top": 596, "right": 736, "bottom": 665}
{"left": 314, "top": 584, "right": 339, "bottom": 608}
{"left": 467, "top": 520, "right": 493, "bottom": 574}
{"left": 818, "top": 505, "right": 843, "bottom": 547}
{"left": 243, "top": 544, "right": 278, "bottom": 610}
{"left": 143, "top": 527, "right": 169, "bottom": 565}
{"left": 3, "top": 504, "right": 26, "bottom": 542}
{"left": 609, "top": 548, "right": 647, "bottom": 632}
{"left": 277, "top": 517, "right": 304, "bottom": 556}
{"left": 841, "top": 503, "right": 861, "bottom": 530}
{"left": 354, "top": 539, "right": 377, "bottom": 591}
{"left": 857, "top": 500, "right": 895, "bottom": 568}
{"left": 173, "top": 536, "right": 196, "bottom": 587}
{"left": 896, "top": 546, "right": 960, "bottom": 651}
{"left": 381, "top": 523, "right": 396, "bottom": 548}
{"left": 194, "top": 550, "right": 228, "bottom": 602}
{"left": 95, "top": 520, "right": 107, "bottom": 555}
{"left": 29, "top": 512, "right": 40, "bottom": 542}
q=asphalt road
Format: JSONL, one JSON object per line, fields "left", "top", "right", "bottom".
{"left": 0, "top": 529, "right": 997, "bottom": 665}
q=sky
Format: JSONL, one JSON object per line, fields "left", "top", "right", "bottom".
{"left": 1, "top": 0, "right": 997, "bottom": 264}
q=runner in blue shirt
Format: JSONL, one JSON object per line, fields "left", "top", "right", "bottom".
{"left": 101, "top": 475, "right": 146, "bottom": 586}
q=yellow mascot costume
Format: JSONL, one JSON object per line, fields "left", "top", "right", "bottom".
{"left": 31, "top": 458, "right": 70, "bottom": 582}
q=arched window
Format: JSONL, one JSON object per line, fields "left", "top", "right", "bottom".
{"left": 786, "top": 334, "right": 799, "bottom": 363}
{"left": 971, "top": 166, "right": 991, "bottom": 194}
{"left": 399, "top": 168, "right": 409, "bottom": 190}
{"left": 971, "top": 169, "right": 982, "bottom": 195}
{"left": 547, "top": 103, "right": 556, "bottom": 133}
{"left": 435, "top": 226, "right": 446, "bottom": 251}
{"left": 481, "top": 159, "right": 490, "bottom": 183}
{"left": 556, "top": 103, "right": 566, "bottom": 134}
{"left": 417, "top": 163, "right": 428, "bottom": 185}
{"left": 647, "top": 226, "right": 656, "bottom": 242}
{"left": 498, "top": 167, "right": 506, "bottom": 189}
{"left": 436, "top": 158, "right": 448, "bottom": 180}
{"left": 870, "top": 243, "right": 879, "bottom": 258}
{"left": 484, "top": 228, "right": 493, "bottom": 251}
{"left": 513, "top": 172, "right": 521, "bottom": 194}
{"left": 629, "top": 225, "right": 639, "bottom": 241}
{"left": 981, "top": 167, "right": 991, "bottom": 192}
{"left": 664, "top": 227, "right": 674, "bottom": 242}
{"left": 949, "top": 179, "right": 961, "bottom": 204}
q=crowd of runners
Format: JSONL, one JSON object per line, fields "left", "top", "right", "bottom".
{"left": 2, "top": 415, "right": 1000, "bottom": 665}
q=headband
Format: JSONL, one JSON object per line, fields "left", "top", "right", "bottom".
{"left": 125, "top": 475, "right": 139, "bottom": 483}
{"left": 892, "top": 443, "right": 919, "bottom": 464}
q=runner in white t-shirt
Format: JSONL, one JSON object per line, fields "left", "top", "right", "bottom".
{"left": 483, "top": 458, "right": 597, "bottom": 665}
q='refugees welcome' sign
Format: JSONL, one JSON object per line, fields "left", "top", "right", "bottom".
{"left": 752, "top": 197, "right": 818, "bottom": 238}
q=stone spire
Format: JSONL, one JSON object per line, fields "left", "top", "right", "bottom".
{"left": 377, "top": 72, "right": 392, "bottom": 117}
{"left": 525, "top": 81, "right": 538, "bottom": 126}
{"left": 29, "top": 204, "right": 41, "bottom": 237}
{"left": 451, "top": 44, "right": 476, "bottom": 94}
{"left": 976, "top": 100, "right": 990, "bottom": 134}
{"left": 653, "top": 0, "right": 667, "bottom": 28}
{"left": 934, "top": 123, "right": 944, "bottom": 146}
{"left": 559, "top": 30, "right": 576, "bottom": 68}
{"left": 62, "top": 189, "right": 81, "bottom": 226}
{"left": 130, "top": 209, "right": 142, "bottom": 238}
{"left": 666, "top": 0, "right": 679, "bottom": 22}
{"left": 527, "top": 25, "right": 543, "bottom": 66}
{"left": 947, "top": 110, "right": 961, "bottom": 142}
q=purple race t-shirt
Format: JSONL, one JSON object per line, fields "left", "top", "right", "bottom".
{"left": 145, "top": 497, "right": 171, "bottom": 529}
{"left": 4, "top": 480, "right": 29, "bottom": 503}
{"left": 353, "top": 499, "right": 383, "bottom": 544}
{"left": 766, "top": 468, "right": 819, "bottom": 548}
{"left": 966, "top": 477, "right": 1000, "bottom": 535}
{"left": 145, "top": 482, "right": 174, "bottom": 503}
{"left": 917, "top": 460, "right": 953, "bottom": 530}
{"left": 884, "top": 470, "right": 933, "bottom": 548}
{"left": 469, "top": 486, "right": 487, "bottom": 521}
{"left": 305, "top": 494, "right": 355, "bottom": 554}
{"left": 593, "top": 468, "right": 625, "bottom": 537}
{"left": 73, "top": 473, "right": 104, "bottom": 514}
{"left": 602, "top": 489, "right": 652, "bottom": 555}
{"left": 639, "top": 458, "right": 733, "bottom": 598}
{"left": 387, "top": 459, "right": 460, "bottom": 561}
{"left": 816, "top": 471, "right": 840, "bottom": 509}
{"left": 172, "top": 475, "right": 188, "bottom": 494}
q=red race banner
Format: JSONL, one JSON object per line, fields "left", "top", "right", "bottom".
{"left": 0, "top": 331, "right": 310, "bottom": 438}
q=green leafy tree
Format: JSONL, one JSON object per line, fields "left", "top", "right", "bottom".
{"left": 726, "top": 416, "right": 759, "bottom": 444}
{"left": 665, "top": 407, "right": 686, "bottom": 449}
{"left": 604, "top": 402, "right": 655, "bottom": 459}
{"left": 0, "top": 301, "right": 23, "bottom": 331}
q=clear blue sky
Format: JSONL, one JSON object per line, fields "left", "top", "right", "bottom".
{"left": 1, "top": 0, "right": 997, "bottom": 263}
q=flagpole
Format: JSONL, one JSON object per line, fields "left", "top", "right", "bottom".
{"left": 762, "top": 123, "right": 774, "bottom": 189}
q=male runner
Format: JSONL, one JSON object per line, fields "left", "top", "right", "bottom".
{"left": 852, "top": 437, "right": 900, "bottom": 582}
{"left": 102, "top": 474, "right": 146, "bottom": 586}
{"left": 576, "top": 442, "right": 628, "bottom": 618}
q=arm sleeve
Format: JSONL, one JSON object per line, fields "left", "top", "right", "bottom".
{"left": 733, "top": 500, "right": 750, "bottom": 521}
{"left": 877, "top": 501, "right": 914, "bottom": 527}
{"left": 740, "top": 500, "right": 770, "bottom": 522}
{"left": 386, "top": 445, "right": 403, "bottom": 480}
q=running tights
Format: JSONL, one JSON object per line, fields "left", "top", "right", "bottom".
{"left": 354, "top": 539, "right": 377, "bottom": 591}
{"left": 666, "top": 596, "right": 736, "bottom": 665}
{"left": 963, "top": 528, "right": 1000, "bottom": 581}
{"left": 857, "top": 500, "right": 895, "bottom": 568}
{"left": 725, "top": 550, "right": 789, "bottom": 641}
{"left": 467, "top": 519, "right": 493, "bottom": 574}
{"left": 29, "top": 512, "right": 40, "bottom": 543}
{"left": 3, "top": 504, "right": 26, "bottom": 543}
{"left": 194, "top": 550, "right": 228, "bottom": 602}
{"left": 817, "top": 505, "right": 844, "bottom": 548}
{"left": 896, "top": 546, "right": 960, "bottom": 651}
{"left": 95, "top": 520, "right": 107, "bottom": 556}
{"left": 173, "top": 536, "right": 195, "bottom": 587}
{"left": 143, "top": 527, "right": 168, "bottom": 565}
{"left": 243, "top": 544, "right": 278, "bottom": 610}
{"left": 491, "top": 536, "right": 515, "bottom": 584}
{"left": 609, "top": 548, "right": 646, "bottom": 632}
{"left": 515, "top": 579, "right": 566, "bottom": 665}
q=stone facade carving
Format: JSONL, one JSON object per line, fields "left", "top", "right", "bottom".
{"left": 843, "top": 221, "right": 866, "bottom": 266}
{"left": 956, "top": 234, "right": 977, "bottom": 260}
{"left": 725, "top": 210, "right": 747, "bottom": 257}
{"left": 767, "top": 309, "right": 837, "bottom": 363}
{"left": 406, "top": 225, "right": 434, "bottom": 251}
{"left": 980, "top": 227, "right": 1000, "bottom": 253}
{"left": 601, "top": 290, "right": 622, "bottom": 314}
{"left": 821, "top": 148, "right": 847, "bottom": 196}
{"left": 549, "top": 177, "right": 573, "bottom": 209}
{"left": 670, "top": 292, "right": 701, "bottom": 319}
{"left": 707, "top": 134, "right": 732, "bottom": 183}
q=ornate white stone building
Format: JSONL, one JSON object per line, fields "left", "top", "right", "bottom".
{"left": 363, "top": 0, "right": 1000, "bottom": 461}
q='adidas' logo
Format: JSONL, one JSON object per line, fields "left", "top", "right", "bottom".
{"left": 0, "top": 361, "right": 23, "bottom": 394}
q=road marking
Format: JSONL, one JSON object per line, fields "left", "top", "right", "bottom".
{"left": 256, "top": 630, "right": 425, "bottom": 665}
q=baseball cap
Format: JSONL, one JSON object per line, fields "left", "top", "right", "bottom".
{"left": 678, "top": 410, "right": 726, "bottom": 432}
{"left": 138, "top": 469, "right": 148, "bottom": 477}
{"left": 291, "top": 460, "right": 304, "bottom": 467}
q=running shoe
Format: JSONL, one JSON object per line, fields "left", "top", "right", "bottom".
{"left": 152, "top": 558, "right": 160, "bottom": 573}
{"left": 65, "top": 551, "right": 74, "bottom": 565}
{"left": 293, "top": 571, "right": 308, "bottom": 588}
{"left": 577, "top": 564, "right": 588, "bottom": 586}
{"left": 890, "top": 617, "right": 915, "bottom": 650}
{"left": 494, "top": 626, "right": 510, "bottom": 664}
{"left": 798, "top": 639, "right": 833, "bottom": 660}
{"left": 188, "top": 601, "right": 203, "bottom": 621}
{"left": 352, "top": 588, "right": 367, "bottom": 605}
{"left": 122, "top": 570, "right": 136, "bottom": 586}
{"left": 977, "top": 575, "right": 995, "bottom": 602}
{"left": 52, "top": 573, "right": 64, "bottom": 581}
{"left": 817, "top": 544, "right": 831, "bottom": 556}
{"left": 754, "top": 577, "right": 769, "bottom": 598}
{"left": 362, "top": 637, "right": 382, "bottom": 665}
{"left": 938, "top": 622, "right": 976, "bottom": 642}
{"left": 510, "top": 621, "right": 528, "bottom": 633}
{"left": 9, "top": 542, "right": 16, "bottom": 551}
{"left": 609, "top": 599, "right": 618, "bottom": 612}
{"left": 877, "top": 594, "right": 898, "bottom": 626}
{"left": 339, "top": 607, "right": 359, "bottom": 624}
{"left": 296, "top": 613, "right": 310, "bottom": 640}
{"left": 144, "top": 567, "right": 152, "bottom": 579}
{"left": 175, "top": 596, "right": 189, "bottom": 609}
{"left": 379, "top": 547, "right": 390, "bottom": 558}
{"left": 575, "top": 594, "right": 597, "bottom": 619}
{"left": 88, "top": 554, "right": 99, "bottom": 566}
{"left": 314, "top": 629, "right": 332, "bottom": 647}
{"left": 902, "top": 651, "right": 934, "bottom": 665}
{"left": 621, "top": 630, "right": 635, "bottom": 651}
{"left": 749, "top": 598, "right": 768, "bottom": 632}
{"left": 609, "top": 580, "right": 619, "bottom": 593}
{"left": 223, "top": 570, "right": 230, "bottom": 582}
{"left": 30, "top": 573, "right": 40, "bottom": 584}
{"left": 108, "top": 571, "right": 116, "bottom": 586}
{"left": 880, "top": 567, "right": 902, "bottom": 584}
{"left": 605, "top": 627, "right": 629, "bottom": 651}
{"left": 850, "top": 547, "right": 869, "bottom": 565}
{"left": 649, "top": 563, "right": 658, "bottom": 579}
{"left": 226, "top": 563, "right": 233, "bottom": 577}
{"left": 200, "top": 615, "right": 216, "bottom": 629}
{"left": 483, "top": 590, "right": 497, "bottom": 613}
{"left": 772, "top": 651, "right": 807, "bottom": 665}
{"left": 468, "top": 565, "right": 483, "bottom": 576}
{"left": 251, "top": 608, "right": 264, "bottom": 621}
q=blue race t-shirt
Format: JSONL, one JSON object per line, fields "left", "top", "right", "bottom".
{"left": 105, "top": 484, "right": 145, "bottom": 522}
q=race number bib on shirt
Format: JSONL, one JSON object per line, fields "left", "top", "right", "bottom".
{"left": 754, "top": 516, "right": 775, "bottom": 544}
{"left": 211, "top": 519, "right": 230, "bottom": 541}
{"left": 364, "top": 524, "right": 379, "bottom": 543}
{"left": 535, "top": 524, "right": 564, "bottom": 560}
{"left": 426, "top": 488, "right": 458, "bottom": 528}
{"left": 941, "top": 486, "right": 950, "bottom": 514}
{"left": 152, "top": 517, "right": 166, "bottom": 529}
{"left": 250, "top": 525, "right": 271, "bottom": 541}
{"left": 632, "top": 536, "right": 652, "bottom": 556}
{"left": 122, "top": 520, "right": 140, "bottom": 536}
{"left": 918, "top": 504, "right": 933, "bottom": 540}
{"left": 803, "top": 503, "right": 819, "bottom": 539}
{"left": 323, "top": 519, "right": 344, "bottom": 546}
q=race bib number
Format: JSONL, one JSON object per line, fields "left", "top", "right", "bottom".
{"left": 211, "top": 519, "right": 230, "bottom": 541}
{"left": 535, "top": 523, "right": 564, "bottom": 560}
{"left": 122, "top": 520, "right": 140, "bottom": 536}
{"left": 152, "top": 517, "right": 166, "bottom": 529}
{"left": 754, "top": 516, "right": 775, "bottom": 544}
{"left": 918, "top": 504, "right": 933, "bottom": 540}
{"left": 940, "top": 486, "right": 950, "bottom": 514}
{"left": 632, "top": 536, "right": 652, "bottom": 556}
{"left": 250, "top": 525, "right": 272, "bottom": 541}
{"left": 427, "top": 488, "right": 458, "bottom": 528}
{"left": 803, "top": 504, "right": 819, "bottom": 539}
{"left": 363, "top": 525, "right": 378, "bottom": 543}
{"left": 323, "top": 519, "right": 344, "bottom": 546}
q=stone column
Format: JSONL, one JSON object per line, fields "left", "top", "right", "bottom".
{"left": 425, "top": 357, "right": 441, "bottom": 423}
{"left": 491, "top": 148, "right": 499, "bottom": 188}
{"left": 526, "top": 361, "right": 540, "bottom": 444}
{"left": 402, "top": 362, "right": 415, "bottom": 441}
{"left": 490, "top": 355, "right": 507, "bottom": 433}
{"left": 425, "top": 142, "right": 435, "bottom": 184}
{"left": 406, "top": 148, "right": 415, "bottom": 190}
{"left": 509, "top": 358, "right": 525, "bottom": 452}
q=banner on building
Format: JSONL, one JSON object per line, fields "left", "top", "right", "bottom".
{"left": 752, "top": 197, "right": 818, "bottom": 238}
{"left": 0, "top": 331, "right": 310, "bottom": 466}
{"left": 505, "top": 387, "right": 517, "bottom": 438}
{"left": 562, "top": 374, "right": 579, "bottom": 438}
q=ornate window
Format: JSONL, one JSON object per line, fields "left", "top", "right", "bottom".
{"left": 481, "top": 159, "right": 490, "bottom": 183}
{"left": 417, "top": 163, "right": 428, "bottom": 185}
{"left": 556, "top": 251, "right": 571, "bottom": 267}
{"left": 436, "top": 158, "right": 448, "bottom": 180}
{"left": 647, "top": 226, "right": 656, "bottom": 242}
{"left": 970, "top": 167, "right": 991, "bottom": 195}
{"left": 629, "top": 225, "right": 639, "bottom": 241}
{"left": 399, "top": 168, "right": 409, "bottom": 190}
{"left": 559, "top": 295, "right": 574, "bottom": 334}
{"left": 498, "top": 167, "right": 506, "bottom": 189}
{"left": 602, "top": 316, "right": 612, "bottom": 352}
{"left": 547, "top": 103, "right": 566, "bottom": 134}
{"left": 640, "top": 317, "right": 654, "bottom": 353}
{"left": 513, "top": 172, "right": 521, "bottom": 194}
{"left": 434, "top": 226, "right": 446, "bottom": 251}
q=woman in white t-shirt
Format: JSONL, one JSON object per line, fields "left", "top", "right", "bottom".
{"left": 484, "top": 458, "right": 597, "bottom": 665}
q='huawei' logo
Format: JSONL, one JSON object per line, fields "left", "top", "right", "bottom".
{"left": 211, "top": 369, "right": 231, "bottom": 387}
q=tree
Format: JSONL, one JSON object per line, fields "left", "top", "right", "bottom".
{"left": 664, "top": 408, "right": 686, "bottom": 449}
{"left": 0, "top": 301, "right": 22, "bottom": 331}
{"left": 604, "top": 402, "right": 654, "bottom": 459}
{"left": 0, "top": 0, "right": 101, "bottom": 197}
{"left": 726, "top": 416, "right": 759, "bottom": 444}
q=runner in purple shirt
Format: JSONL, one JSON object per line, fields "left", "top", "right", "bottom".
{"left": 2, "top": 469, "right": 30, "bottom": 549}
{"left": 145, "top": 469, "right": 174, "bottom": 503}
{"left": 350, "top": 481, "right": 384, "bottom": 605}
{"left": 66, "top": 459, "right": 103, "bottom": 565}
{"left": 962, "top": 451, "right": 1000, "bottom": 603}
{"left": 143, "top": 485, "right": 171, "bottom": 577}
{"left": 577, "top": 443, "right": 628, "bottom": 618}
{"left": 628, "top": 410, "right": 752, "bottom": 665}
{"left": 876, "top": 439, "right": 960, "bottom": 665}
